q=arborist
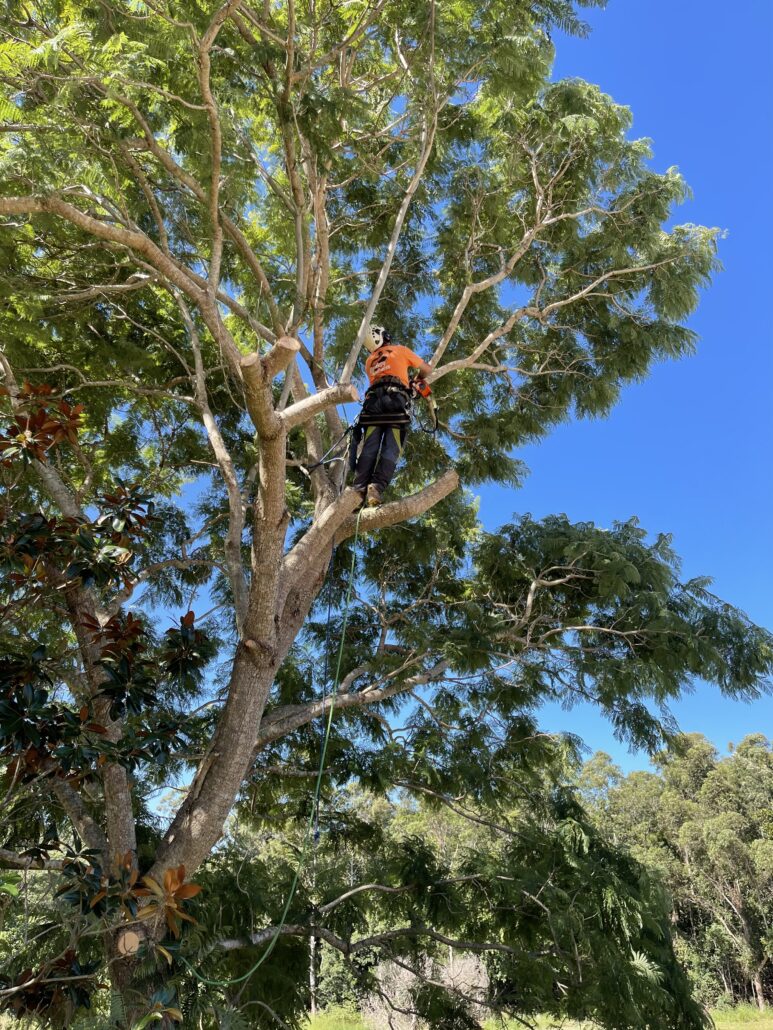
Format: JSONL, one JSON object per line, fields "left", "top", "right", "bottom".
{"left": 350, "top": 325, "right": 433, "bottom": 507}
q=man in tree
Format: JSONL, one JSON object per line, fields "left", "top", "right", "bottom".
{"left": 351, "top": 325, "right": 433, "bottom": 507}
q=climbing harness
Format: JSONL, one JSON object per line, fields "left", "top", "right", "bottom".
{"left": 179, "top": 508, "right": 364, "bottom": 988}
{"left": 357, "top": 376, "right": 413, "bottom": 427}
{"left": 297, "top": 373, "right": 436, "bottom": 487}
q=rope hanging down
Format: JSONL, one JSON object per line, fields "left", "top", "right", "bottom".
{"left": 179, "top": 508, "right": 364, "bottom": 988}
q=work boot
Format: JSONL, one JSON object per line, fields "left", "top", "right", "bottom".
{"left": 366, "top": 483, "right": 382, "bottom": 507}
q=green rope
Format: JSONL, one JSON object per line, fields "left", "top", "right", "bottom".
{"left": 179, "top": 507, "right": 364, "bottom": 988}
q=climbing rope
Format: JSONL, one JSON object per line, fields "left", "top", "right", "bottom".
{"left": 179, "top": 508, "right": 364, "bottom": 988}
{"left": 299, "top": 425, "right": 353, "bottom": 476}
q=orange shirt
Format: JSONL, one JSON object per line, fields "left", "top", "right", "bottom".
{"left": 365, "top": 345, "right": 427, "bottom": 387}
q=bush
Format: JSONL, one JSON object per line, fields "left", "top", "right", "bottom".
{"left": 306, "top": 1005, "right": 369, "bottom": 1030}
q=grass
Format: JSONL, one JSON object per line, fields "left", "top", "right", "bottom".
{"left": 305, "top": 1006, "right": 369, "bottom": 1030}
{"left": 304, "top": 1006, "right": 773, "bottom": 1030}
{"left": 712, "top": 1004, "right": 773, "bottom": 1029}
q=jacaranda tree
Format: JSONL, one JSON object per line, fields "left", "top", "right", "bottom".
{"left": 1, "top": 0, "right": 771, "bottom": 1025}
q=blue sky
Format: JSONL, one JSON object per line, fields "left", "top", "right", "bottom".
{"left": 476, "top": 0, "right": 773, "bottom": 770}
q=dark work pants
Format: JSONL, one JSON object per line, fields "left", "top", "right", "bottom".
{"left": 352, "top": 424, "right": 407, "bottom": 492}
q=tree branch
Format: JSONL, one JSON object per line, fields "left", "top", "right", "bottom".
{"left": 0, "top": 195, "right": 204, "bottom": 307}
{"left": 177, "top": 296, "right": 249, "bottom": 632}
{"left": 50, "top": 780, "right": 107, "bottom": 856}
{"left": 0, "top": 849, "right": 64, "bottom": 871}
{"left": 334, "top": 470, "right": 459, "bottom": 544}
{"left": 255, "top": 659, "right": 449, "bottom": 752}
{"left": 217, "top": 920, "right": 526, "bottom": 958}
{"left": 341, "top": 110, "right": 439, "bottom": 382}
{"left": 279, "top": 382, "right": 359, "bottom": 431}
{"left": 197, "top": 2, "right": 242, "bottom": 297}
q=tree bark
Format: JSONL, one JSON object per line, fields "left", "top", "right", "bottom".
{"left": 150, "top": 646, "right": 274, "bottom": 876}
{"left": 752, "top": 969, "right": 766, "bottom": 1011}
{"left": 309, "top": 934, "right": 318, "bottom": 1016}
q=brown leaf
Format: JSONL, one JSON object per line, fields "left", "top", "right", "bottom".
{"left": 174, "top": 883, "right": 201, "bottom": 900}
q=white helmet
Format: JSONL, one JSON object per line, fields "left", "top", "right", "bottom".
{"left": 364, "top": 324, "right": 392, "bottom": 353}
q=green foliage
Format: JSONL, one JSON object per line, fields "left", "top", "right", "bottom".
{"left": 580, "top": 736, "right": 773, "bottom": 1010}
{"left": 0, "top": 0, "right": 767, "bottom": 1024}
{"left": 306, "top": 1006, "right": 368, "bottom": 1030}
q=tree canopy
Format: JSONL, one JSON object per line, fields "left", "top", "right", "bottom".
{"left": 0, "top": 0, "right": 771, "bottom": 1026}
{"left": 579, "top": 735, "right": 773, "bottom": 1013}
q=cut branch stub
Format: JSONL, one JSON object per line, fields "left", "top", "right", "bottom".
{"left": 280, "top": 382, "right": 359, "bottom": 431}
{"left": 260, "top": 335, "right": 302, "bottom": 381}
{"left": 240, "top": 336, "right": 300, "bottom": 435}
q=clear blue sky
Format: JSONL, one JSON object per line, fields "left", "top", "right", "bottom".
{"left": 477, "top": 0, "right": 773, "bottom": 770}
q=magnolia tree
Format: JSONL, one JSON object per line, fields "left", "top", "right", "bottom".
{"left": 0, "top": 0, "right": 771, "bottom": 1025}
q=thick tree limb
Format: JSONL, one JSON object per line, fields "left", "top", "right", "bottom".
{"left": 0, "top": 849, "right": 64, "bottom": 871}
{"left": 334, "top": 470, "right": 460, "bottom": 545}
{"left": 280, "top": 487, "right": 363, "bottom": 604}
{"left": 257, "top": 335, "right": 302, "bottom": 383}
{"left": 50, "top": 780, "right": 107, "bottom": 856}
{"left": 0, "top": 196, "right": 204, "bottom": 307}
{"left": 255, "top": 659, "right": 449, "bottom": 752}
{"left": 218, "top": 921, "right": 527, "bottom": 958}
{"left": 279, "top": 382, "right": 359, "bottom": 431}
{"left": 155, "top": 467, "right": 455, "bottom": 876}
{"left": 0, "top": 194, "right": 246, "bottom": 383}
{"left": 153, "top": 336, "right": 300, "bottom": 873}
{"left": 240, "top": 337, "right": 298, "bottom": 437}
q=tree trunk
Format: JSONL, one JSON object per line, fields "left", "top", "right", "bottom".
{"left": 107, "top": 933, "right": 145, "bottom": 1025}
{"left": 719, "top": 963, "right": 731, "bottom": 1000}
{"left": 752, "top": 969, "right": 766, "bottom": 1011}
{"left": 310, "top": 934, "right": 318, "bottom": 1016}
{"left": 108, "top": 915, "right": 168, "bottom": 1019}
{"left": 151, "top": 645, "right": 277, "bottom": 876}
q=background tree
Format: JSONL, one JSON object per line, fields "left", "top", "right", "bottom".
{"left": 1, "top": 0, "right": 772, "bottom": 1024}
{"left": 578, "top": 735, "right": 773, "bottom": 1012}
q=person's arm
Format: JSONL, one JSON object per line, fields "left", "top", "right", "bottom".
{"left": 406, "top": 348, "right": 432, "bottom": 380}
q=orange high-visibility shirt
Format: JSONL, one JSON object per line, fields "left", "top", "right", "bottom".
{"left": 365, "top": 345, "right": 427, "bottom": 388}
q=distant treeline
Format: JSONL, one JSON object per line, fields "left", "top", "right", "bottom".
{"left": 578, "top": 733, "right": 773, "bottom": 1011}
